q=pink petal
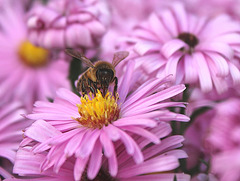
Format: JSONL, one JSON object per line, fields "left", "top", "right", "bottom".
{"left": 184, "top": 54, "right": 198, "bottom": 83}
{"left": 198, "top": 42, "right": 234, "bottom": 60}
{"left": 204, "top": 52, "right": 229, "bottom": 77}
{"left": 161, "top": 39, "right": 187, "bottom": 59}
{"left": 118, "top": 156, "right": 179, "bottom": 178}
{"left": 103, "top": 124, "right": 121, "bottom": 141}
{"left": 123, "top": 84, "right": 186, "bottom": 115}
{"left": 193, "top": 52, "right": 213, "bottom": 92}
{"left": 108, "top": 150, "right": 118, "bottom": 177}
{"left": 229, "top": 62, "right": 240, "bottom": 85}
{"left": 86, "top": 21, "right": 106, "bottom": 36}
{"left": 148, "top": 13, "right": 171, "bottom": 42}
{"left": 100, "top": 131, "right": 114, "bottom": 157}
{"left": 138, "top": 122, "right": 171, "bottom": 149}
{"left": 113, "top": 118, "right": 157, "bottom": 128}
{"left": 143, "top": 135, "right": 184, "bottom": 160}
{"left": 165, "top": 52, "right": 182, "bottom": 80}
{"left": 117, "top": 129, "right": 135, "bottom": 155}
{"left": 24, "top": 120, "right": 61, "bottom": 143}
{"left": 74, "top": 157, "right": 88, "bottom": 181}
{"left": 160, "top": 9, "right": 178, "bottom": 37}
{"left": 65, "top": 131, "right": 86, "bottom": 157}
{"left": 77, "top": 130, "right": 100, "bottom": 158}
{"left": 87, "top": 140, "right": 102, "bottom": 179}
{"left": 164, "top": 150, "right": 188, "bottom": 159}
{"left": 65, "top": 24, "right": 92, "bottom": 47}
{"left": 42, "top": 29, "right": 65, "bottom": 49}
{"left": 56, "top": 88, "right": 80, "bottom": 106}
{"left": 134, "top": 40, "right": 161, "bottom": 56}
{"left": 121, "top": 126, "right": 160, "bottom": 144}
{"left": 212, "top": 33, "right": 240, "bottom": 44}
{"left": 122, "top": 77, "right": 171, "bottom": 110}
{"left": 118, "top": 60, "right": 135, "bottom": 104}
{"left": 172, "top": 2, "right": 188, "bottom": 32}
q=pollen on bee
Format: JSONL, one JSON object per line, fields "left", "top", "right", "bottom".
{"left": 75, "top": 90, "right": 120, "bottom": 129}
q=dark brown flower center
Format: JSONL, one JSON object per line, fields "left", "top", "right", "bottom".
{"left": 81, "top": 167, "right": 117, "bottom": 181}
{"left": 177, "top": 32, "right": 199, "bottom": 48}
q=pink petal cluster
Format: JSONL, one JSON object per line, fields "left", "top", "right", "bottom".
{"left": 0, "top": 102, "right": 31, "bottom": 178}
{"left": 0, "top": 1, "right": 70, "bottom": 109}
{"left": 11, "top": 125, "right": 190, "bottom": 181}
{"left": 27, "top": 0, "right": 109, "bottom": 49}
{"left": 120, "top": 2, "right": 240, "bottom": 94}
{"left": 12, "top": 62, "right": 189, "bottom": 180}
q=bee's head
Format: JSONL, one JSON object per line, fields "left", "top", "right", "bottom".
{"left": 96, "top": 68, "right": 114, "bottom": 86}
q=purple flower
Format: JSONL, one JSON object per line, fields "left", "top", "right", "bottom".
{"left": 12, "top": 124, "right": 190, "bottom": 181}
{"left": 14, "top": 61, "right": 189, "bottom": 180}
{"left": 0, "top": 102, "right": 31, "bottom": 178}
{"left": 122, "top": 2, "right": 240, "bottom": 93}
{"left": 27, "top": 0, "right": 109, "bottom": 49}
{"left": 0, "top": 1, "right": 70, "bottom": 109}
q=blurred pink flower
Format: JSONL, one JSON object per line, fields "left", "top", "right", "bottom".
{"left": 11, "top": 126, "right": 190, "bottom": 181}
{"left": 107, "top": 0, "right": 162, "bottom": 31}
{"left": 184, "top": 98, "right": 240, "bottom": 180}
{"left": 211, "top": 149, "right": 240, "bottom": 181}
{"left": 207, "top": 98, "right": 240, "bottom": 181}
{"left": 183, "top": 109, "right": 214, "bottom": 170}
{"left": 0, "top": 1, "right": 70, "bottom": 109}
{"left": 0, "top": 102, "right": 31, "bottom": 178}
{"left": 121, "top": 2, "right": 240, "bottom": 94}
{"left": 15, "top": 61, "right": 189, "bottom": 180}
{"left": 182, "top": 0, "right": 240, "bottom": 18}
{"left": 207, "top": 98, "right": 240, "bottom": 151}
{"left": 27, "top": 0, "right": 109, "bottom": 49}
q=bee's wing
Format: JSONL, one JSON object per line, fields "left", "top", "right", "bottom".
{"left": 65, "top": 49, "right": 94, "bottom": 68}
{"left": 112, "top": 51, "right": 129, "bottom": 67}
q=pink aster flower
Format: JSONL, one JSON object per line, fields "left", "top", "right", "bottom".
{"left": 15, "top": 61, "right": 189, "bottom": 180}
{"left": 11, "top": 124, "right": 190, "bottom": 181}
{"left": 27, "top": 0, "right": 109, "bottom": 49}
{"left": 0, "top": 101, "right": 31, "bottom": 178}
{"left": 122, "top": 2, "right": 240, "bottom": 94}
{"left": 0, "top": 1, "right": 70, "bottom": 109}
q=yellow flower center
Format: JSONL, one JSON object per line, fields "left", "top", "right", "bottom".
{"left": 18, "top": 41, "right": 49, "bottom": 67}
{"left": 75, "top": 90, "right": 120, "bottom": 129}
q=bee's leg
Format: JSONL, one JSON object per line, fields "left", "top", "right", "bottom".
{"left": 102, "top": 87, "right": 106, "bottom": 97}
{"left": 81, "top": 79, "right": 87, "bottom": 96}
{"left": 88, "top": 79, "right": 96, "bottom": 95}
{"left": 113, "top": 77, "right": 118, "bottom": 98}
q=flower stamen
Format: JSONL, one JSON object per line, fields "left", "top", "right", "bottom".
{"left": 75, "top": 90, "right": 120, "bottom": 129}
{"left": 18, "top": 41, "right": 49, "bottom": 67}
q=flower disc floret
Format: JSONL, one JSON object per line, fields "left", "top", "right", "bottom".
{"left": 76, "top": 90, "right": 120, "bottom": 129}
{"left": 18, "top": 41, "right": 49, "bottom": 67}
